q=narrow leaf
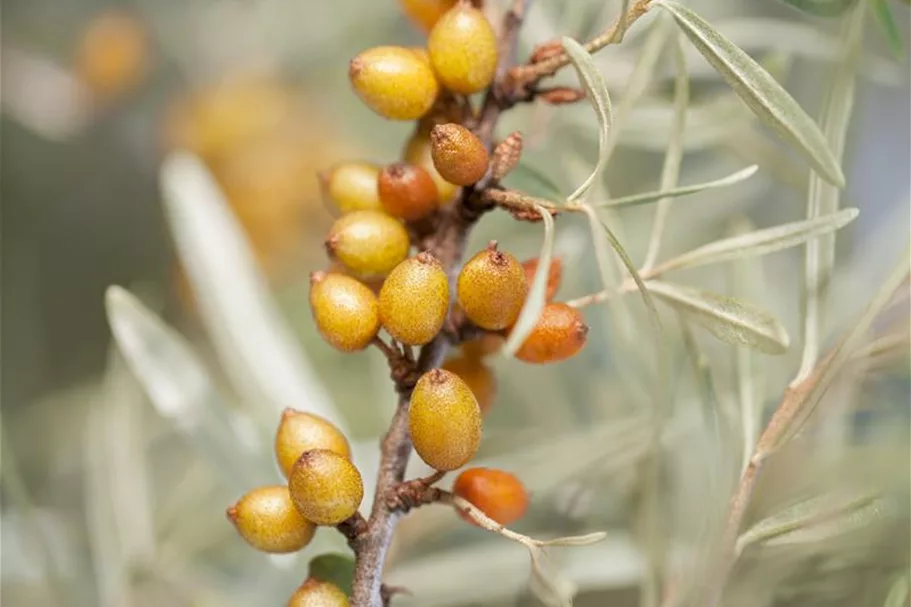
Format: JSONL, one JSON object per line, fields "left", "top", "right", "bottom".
{"left": 646, "top": 281, "right": 790, "bottom": 354}
{"left": 536, "top": 531, "right": 608, "bottom": 547}
{"left": 656, "top": 0, "right": 845, "bottom": 187}
{"left": 655, "top": 208, "right": 859, "bottom": 273}
{"left": 870, "top": 0, "right": 905, "bottom": 59}
{"left": 562, "top": 37, "right": 613, "bottom": 203}
{"left": 308, "top": 554, "right": 355, "bottom": 596}
{"left": 777, "top": 0, "right": 858, "bottom": 17}
{"left": 762, "top": 497, "right": 894, "bottom": 547}
{"left": 884, "top": 573, "right": 910, "bottom": 607}
{"left": 528, "top": 546, "right": 576, "bottom": 607}
{"left": 595, "top": 165, "right": 759, "bottom": 209}
{"left": 502, "top": 205, "right": 556, "bottom": 358}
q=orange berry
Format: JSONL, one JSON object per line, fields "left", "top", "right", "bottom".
{"left": 453, "top": 468, "right": 529, "bottom": 526}
{"left": 399, "top": 0, "right": 459, "bottom": 32}
{"left": 442, "top": 355, "right": 496, "bottom": 415}
{"left": 522, "top": 257, "right": 563, "bottom": 303}
{"left": 287, "top": 578, "right": 349, "bottom": 607}
{"left": 289, "top": 449, "right": 364, "bottom": 526}
{"left": 428, "top": 5, "right": 498, "bottom": 94}
{"left": 325, "top": 210, "right": 410, "bottom": 278}
{"left": 309, "top": 272, "right": 379, "bottom": 352}
{"left": 275, "top": 409, "right": 351, "bottom": 479}
{"left": 378, "top": 162, "right": 440, "bottom": 220}
{"left": 429, "top": 123, "right": 489, "bottom": 186}
{"left": 227, "top": 486, "right": 316, "bottom": 553}
{"left": 457, "top": 242, "right": 529, "bottom": 330}
{"left": 75, "top": 9, "right": 148, "bottom": 98}
{"left": 403, "top": 125, "right": 460, "bottom": 203}
{"left": 349, "top": 46, "right": 439, "bottom": 120}
{"left": 378, "top": 253, "right": 450, "bottom": 345}
{"left": 319, "top": 161, "right": 382, "bottom": 213}
{"left": 409, "top": 369, "right": 482, "bottom": 471}
{"left": 461, "top": 333, "right": 505, "bottom": 359}
{"left": 513, "top": 303, "right": 588, "bottom": 364}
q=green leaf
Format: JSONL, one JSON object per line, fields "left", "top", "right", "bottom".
{"left": 308, "top": 553, "right": 355, "bottom": 596}
{"left": 870, "top": 0, "right": 905, "bottom": 59}
{"left": 656, "top": 0, "right": 845, "bottom": 187}
{"left": 502, "top": 205, "right": 556, "bottom": 358}
{"left": 646, "top": 281, "right": 790, "bottom": 354}
{"left": 777, "top": 0, "right": 858, "bottom": 17}
{"left": 594, "top": 165, "right": 758, "bottom": 209}
{"left": 655, "top": 208, "right": 859, "bottom": 273}
{"left": 884, "top": 573, "right": 910, "bottom": 607}
{"left": 562, "top": 37, "right": 613, "bottom": 203}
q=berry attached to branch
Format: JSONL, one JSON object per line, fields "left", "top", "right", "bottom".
{"left": 378, "top": 162, "right": 440, "bottom": 220}
{"left": 319, "top": 161, "right": 382, "bottom": 213}
{"left": 512, "top": 302, "right": 589, "bottom": 364}
{"left": 227, "top": 486, "right": 316, "bottom": 553}
{"left": 288, "top": 578, "right": 350, "bottom": 607}
{"left": 457, "top": 242, "right": 529, "bottom": 330}
{"left": 427, "top": 4, "right": 498, "bottom": 94}
{"left": 289, "top": 449, "right": 364, "bottom": 526}
{"left": 430, "top": 123, "right": 490, "bottom": 186}
{"left": 453, "top": 467, "right": 529, "bottom": 526}
{"left": 349, "top": 46, "right": 440, "bottom": 120}
{"left": 409, "top": 368, "right": 482, "bottom": 471}
{"left": 275, "top": 408, "right": 352, "bottom": 479}
{"left": 379, "top": 252, "right": 450, "bottom": 346}
{"left": 325, "top": 210, "right": 410, "bottom": 278}
{"left": 309, "top": 272, "right": 380, "bottom": 352}
{"left": 442, "top": 354, "right": 497, "bottom": 415}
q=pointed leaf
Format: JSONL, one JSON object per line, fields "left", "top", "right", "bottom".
{"left": 646, "top": 281, "right": 790, "bottom": 354}
{"left": 595, "top": 165, "right": 758, "bottom": 208}
{"left": 656, "top": 0, "right": 845, "bottom": 187}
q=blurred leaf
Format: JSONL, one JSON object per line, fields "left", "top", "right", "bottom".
{"left": 656, "top": 0, "right": 845, "bottom": 187}
{"left": 528, "top": 546, "right": 575, "bottom": 607}
{"left": 646, "top": 281, "right": 790, "bottom": 354}
{"left": 884, "top": 573, "right": 910, "bottom": 607}
{"left": 762, "top": 496, "right": 896, "bottom": 547}
{"left": 537, "top": 532, "right": 608, "bottom": 547}
{"left": 503, "top": 205, "right": 555, "bottom": 358}
{"left": 159, "top": 152, "right": 343, "bottom": 431}
{"left": 870, "top": 0, "right": 905, "bottom": 59}
{"left": 308, "top": 553, "right": 355, "bottom": 596}
{"left": 656, "top": 208, "right": 859, "bottom": 273}
{"left": 595, "top": 165, "right": 758, "bottom": 209}
{"left": 562, "top": 36, "right": 613, "bottom": 203}
{"left": 776, "top": 0, "right": 858, "bottom": 17}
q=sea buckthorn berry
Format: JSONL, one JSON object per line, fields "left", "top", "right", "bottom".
{"left": 428, "top": 4, "right": 498, "bottom": 94}
{"left": 429, "top": 123, "right": 489, "bottom": 186}
{"left": 319, "top": 162, "right": 382, "bottom": 213}
{"left": 227, "top": 486, "right": 316, "bottom": 553}
{"left": 403, "top": 126, "right": 459, "bottom": 203}
{"left": 513, "top": 303, "right": 589, "bottom": 364}
{"left": 409, "top": 369, "right": 482, "bottom": 471}
{"left": 75, "top": 9, "right": 148, "bottom": 99}
{"left": 287, "top": 578, "right": 349, "bottom": 607}
{"left": 289, "top": 449, "right": 364, "bottom": 526}
{"left": 522, "top": 257, "right": 563, "bottom": 303}
{"left": 442, "top": 355, "right": 496, "bottom": 415}
{"left": 457, "top": 242, "right": 529, "bottom": 330}
{"left": 378, "top": 162, "right": 440, "bottom": 220}
{"left": 309, "top": 271, "right": 379, "bottom": 352}
{"left": 275, "top": 409, "right": 351, "bottom": 479}
{"left": 325, "top": 210, "right": 410, "bottom": 278}
{"left": 453, "top": 468, "right": 529, "bottom": 526}
{"left": 378, "top": 253, "right": 449, "bottom": 345}
{"left": 461, "top": 333, "right": 505, "bottom": 359}
{"left": 399, "top": 0, "right": 459, "bottom": 32}
{"left": 349, "top": 46, "right": 439, "bottom": 120}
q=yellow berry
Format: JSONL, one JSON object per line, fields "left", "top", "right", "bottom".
{"left": 325, "top": 210, "right": 411, "bottom": 278}
{"left": 442, "top": 355, "right": 496, "bottom": 415}
{"left": 319, "top": 162, "right": 382, "bottom": 213}
{"left": 288, "top": 578, "right": 349, "bottom": 607}
{"left": 403, "top": 125, "right": 460, "bottom": 203}
{"left": 378, "top": 162, "right": 440, "bottom": 220}
{"left": 349, "top": 46, "right": 439, "bottom": 120}
{"left": 428, "top": 5, "right": 497, "bottom": 94}
{"left": 453, "top": 468, "right": 528, "bottom": 526}
{"left": 75, "top": 9, "right": 149, "bottom": 99}
{"left": 430, "top": 123, "right": 489, "bottom": 186}
{"left": 309, "top": 271, "right": 379, "bottom": 352}
{"left": 399, "top": 0, "right": 459, "bottom": 32}
{"left": 227, "top": 486, "right": 316, "bottom": 553}
{"left": 513, "top": 303, "right": 589, "bottom": 364}
{"left": 522, "top": 257, "right": 563, "bottom": 303}
{"left": 289, "top": 449, "right": 364, "bottom": 526}
{"left": 275, "top": 409, "right": 351, "bottom": 479}
{"left": 409, "top": 368, "right": 482, "bottom": 471}
{"left": 379, "top": 253, "right": 450, "bottom": 345}
{"left": 457, "top": 242, "right": 529, "bottom": 330}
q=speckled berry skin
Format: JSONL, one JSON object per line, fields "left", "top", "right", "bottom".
{"left": 320, "top": 161, "right": 382, "bottom": 213}
{"left": 409, "top": 368, "right": 482, "bottom": 471}
{"left": 513, "top": 303, "right": 589, "bottom": 364}
{"left": 275, "top": 408, "right": 351, "bottom": 479}
{"left": 227, "top": 485, "right": 316, "bottom": 553}
{"left": 522, "top": 257, "right": 563, "bottom": 303}
{"left": 442, "top": 355, "right": 496, "bottom": 415}
{"left": 379, "top": 253, "right": 450, "bottom": 345}
{"left": 309, "top": 272, "right": 379, "bottom": 352}
{"left": 378, "top": 162, "right": 440, "bottom": 220}
{"left": 429, "top": 123, "right": 489, "bottom": 186}
{"left": 457, "top": 243, "right": 529, "bottom": 330}
{"left": 453, "top": 467, "right": 529, "bottom": 526}
{"left": 325, "top": 210, "right": 410, "bottom": 278}
{"left": 287, "top": 578, "right": 350, "bottom": 607}
{"left": 428, "top": 5, "right": 498, "bottom": 94}
{"left": 349, "top": 46, "right": 439, "bottom": 120}
{"left": 398, "top": 0, "right": 458, "bottom": 32}
{"left": 289, "top": 449, "right": 364, "bottom": 526}
{"left": 403, "top": 125, "right": 460, "bottom": 203}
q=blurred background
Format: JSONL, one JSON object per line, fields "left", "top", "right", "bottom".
{"left": 1, "top": 0, "right": 909, "bottom": 606}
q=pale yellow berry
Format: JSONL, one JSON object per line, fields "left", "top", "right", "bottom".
{"left": 309, "top": 271, "right": 379, "bottom": 352}
{"left": 319, "top": 161, "right": 382, "bottom": 213}
{"left": 457, "top": 242, "right": 528, "bottom": 330}
{"left": 325, "top": 210, "right": 411, "bottom": 278}
{"left": 289, "top": 449, "right": 364, "bottom": 526}
{"left": 287, "top": 578, "right": 349, "bottom": 607}
{"left": 378, "top": 252, "right": 450, "bottom": 345}
{"left": 227, "top": 485, "right": 316, "bottom": 553}
{"left": 428, "top": 5, "right": 498, "bottom": 94}
{"left": 409, "top": 368, "right": 482, "bottom": 471}
{"left": 349, "top": 46, "right": 439, "bottom": 120}
{"left": 275, "top": 409, "right": 351, "bottom": 479}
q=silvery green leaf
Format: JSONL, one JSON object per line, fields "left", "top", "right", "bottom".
{"left": 159, "top": 152, "right": 342, "bottom": 431}
{"left": 646, "top": 281, "right": 790, "bottom": 354}
{"left": 562, "top": 37, "right": 613, "bottom": 203}
{"left": 870, "top": 0, "right": 905, "bottom": 59}
{"left": 502, "top": 205, "right": 555, "bottom": 358}
{"left": 884, "top": 573, "right": 910, "bottom": 607}
{"left": 528, "top": 546, "right": 576, "bottom": 607}
{"left": 536, "top": 532, "right": 608, "bottom": 547}
{"left": 595, "top": 165, "right": 758, "bottom": 209}
{"left": 656, "top": 0, "right": 845, "bottom": 187}
{"left": 762, "top": 496, "right": 895, "bottom": 547}
{"left": 777, "top": 0, "right": 858, "bottom": 17}
{"left": 656, "top": 208, "right": 859, "bottom": 273}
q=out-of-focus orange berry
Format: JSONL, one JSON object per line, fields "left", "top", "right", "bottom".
{"left": 512, "top": 303, "right": 588, "bottom": 364}
{"left": 453, "top": 468, "right": 529, "bottom": 526}
{"left": 75, "top": 9, "right": 149, "bottom": 99}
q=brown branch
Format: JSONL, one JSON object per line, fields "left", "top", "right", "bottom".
{"left": 481, "top": 188, "right": 561, "bottom": 221}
